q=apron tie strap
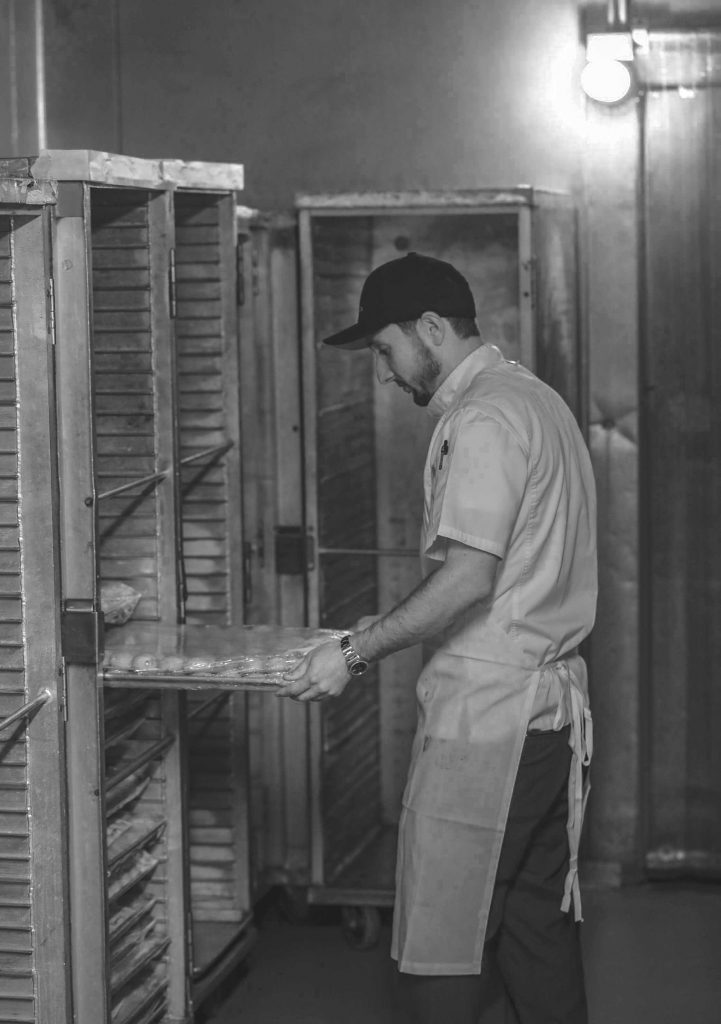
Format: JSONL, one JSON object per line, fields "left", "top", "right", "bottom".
{"left": 551, "top": 660, "right": 593, "bottom": 921}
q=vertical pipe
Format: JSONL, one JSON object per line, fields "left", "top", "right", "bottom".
{"left": 517, "top": 205, "right": 536, "bottom": 373}
{"left": 34, "top": 0, "right": 46, "bottom": 149}
{"left": 112, "top": 0, "right": 124, "bottom": 151}
{"left": 636, "top": 84, "right": 652, "bottom": 874}
{"left": 608, "top": 0, "right": 630, "bottom": 29}
{"left": 297, "top": 209, "right": 318, "bottom": 627}
{"left": 8, "top": 1, "right": 19, "bottom": 152}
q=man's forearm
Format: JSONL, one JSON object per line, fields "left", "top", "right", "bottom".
{"left": 351, "top": 561, "right": 490, "bottom": 664}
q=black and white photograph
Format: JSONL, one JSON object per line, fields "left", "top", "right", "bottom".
{"left": 0, "top": 1, "right": 720, "bottom": 1022}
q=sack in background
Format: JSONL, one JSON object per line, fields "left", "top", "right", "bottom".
{"left": 101, "top": 582, "right": 142, "bottom": 627}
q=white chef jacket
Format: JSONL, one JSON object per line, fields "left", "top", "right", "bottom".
{"left": 421, "top": 342, "right": 597, "bottom": 725}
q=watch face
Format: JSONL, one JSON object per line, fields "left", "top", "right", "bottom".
{"left": 350, "top": 661, "right": 368, "bottom": 676}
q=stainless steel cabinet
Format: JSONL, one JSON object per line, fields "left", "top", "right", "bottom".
{"left": 296, "top": 190, "right": 584, "bottom": 939}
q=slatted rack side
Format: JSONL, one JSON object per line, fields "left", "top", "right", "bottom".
{"left": 173, "top": 192, "right": 248, "bottom": 938}
{"left": 0, "top": 218, "right": 34, "bottom": 1024}
{"left": 104, "top": 692, "right": 172, "bottom": 1024}
{"left": 174, "top": 192, "right": 241, "bottom": 626}
{"left": 186, "top": 702, "right": 245, "bottom": 923}
{"left": 186, "top": 699, "right": 248, "bottom": 938}
{"left": 311, "top": 218, "right": 383, "bottom": 883}
{"left": 90, "top": 185, "right": 186, "bottom": 1022}
{"left": 90, "top": 188, "right": 161, "bottom": 623}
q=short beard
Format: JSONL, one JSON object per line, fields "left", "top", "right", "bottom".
{"left": 408, "top": 333, "right": 441, "bottom": 406}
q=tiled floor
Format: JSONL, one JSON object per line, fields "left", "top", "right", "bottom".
{"left": 201, "top": 883, "right": 721, "bottom": 1024}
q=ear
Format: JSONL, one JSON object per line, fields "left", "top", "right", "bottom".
{"left": 417, "top": 311, "right": 445, "bottom": 347}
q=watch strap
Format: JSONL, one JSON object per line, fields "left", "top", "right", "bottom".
{"left": 340, "top": 634, "right": 369, "bottom": 676}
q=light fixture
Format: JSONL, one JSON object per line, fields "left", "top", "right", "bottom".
{"left": 581, "top": 0, "right": 638, "bottom": 105}
{"left": 581, "top": 33, "right": 634, "bottom": 103}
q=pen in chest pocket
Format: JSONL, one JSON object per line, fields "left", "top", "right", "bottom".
{"left": 438, "top": 440, "right": 449, "bottom": 470}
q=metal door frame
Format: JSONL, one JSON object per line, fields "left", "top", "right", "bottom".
{"left": 54, "top": 178, "right": 192, "bottom": 1023}
{"left": 638, "top": 29, "right": 721, "bottom": 877}
{"left": 53, "top": 181, "right": 110, "bottom": 1023}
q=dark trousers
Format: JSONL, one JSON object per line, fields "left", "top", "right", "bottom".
{"left": 396, "top": 726, "right": 588, "bottom": 1024}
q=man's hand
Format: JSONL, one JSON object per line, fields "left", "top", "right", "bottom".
{"left": 276, "top": 639, "right": 352, "bottom": 702}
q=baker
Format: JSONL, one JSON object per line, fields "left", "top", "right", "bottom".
{"left": 278, "top": 252, "right": 597, "bottom": 1024}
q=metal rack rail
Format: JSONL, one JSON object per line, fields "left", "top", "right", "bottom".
{"left": 0, "top": 690, "right": 52, "bottom": 735}
{"left": 179, "top": 441, "right": 234, "bottom": 467}
{"left": 187, "top": 692, "right": 232, "bottom": 721}
{"left": 103, "top": 671, "right": 282, "bottom": 693}
{"left": 92, "top": 441, "right": 235, "bottom": 506}
{"left": 105, "top": 735, "right": 176, "bottom": 793}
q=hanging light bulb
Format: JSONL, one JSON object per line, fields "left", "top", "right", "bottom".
{"left": 582, "top": 30, "right": 635, "bottom": 104}
{"left": 581, "top": 55, "right": 633, "bottom": 103}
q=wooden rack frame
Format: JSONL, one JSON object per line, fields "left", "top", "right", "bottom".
{"left": 0, "top": 690, "right": 52, "bottom": 735}
{"left": 1, "top": 151, "right": 251, "bottom": 1024}
{"left": 0, "top": 195, "right": 70, "bottom": 1024}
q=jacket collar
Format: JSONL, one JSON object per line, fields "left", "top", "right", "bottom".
{"left": 427, "top": 344, "right": 505, "bottom": 420}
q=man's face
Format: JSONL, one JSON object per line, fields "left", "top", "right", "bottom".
{"left": 368, "top": 323, "right": 442, "bottom": 407}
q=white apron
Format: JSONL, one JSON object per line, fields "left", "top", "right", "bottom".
{"left": 391, "top": 621, "right": 592, "bottom": 976}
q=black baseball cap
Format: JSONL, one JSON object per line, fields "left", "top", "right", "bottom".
{"left": 322, "top": 252, "right": 477, "bottom": 349}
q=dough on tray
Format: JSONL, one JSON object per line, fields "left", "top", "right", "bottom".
{"left": 132, "top": 654, "right": 159, "bottom": 672}
{"left": 158, "top": 655, "right": 185, "bottom": 673}
{"left": 184, "top": 657, "right": 215, "bottom": 674}
{"left": 103, "top": 625, "right": 344, "bottom": 678}
{"left": 264, "top": 655, "right": 291, "bottom": 672}
{"left": 106, "top": 650, "right": 135, "bottom": 671}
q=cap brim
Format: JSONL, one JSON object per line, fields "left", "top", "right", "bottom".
{"left": 321, "top": 322, "right": 374, "bottom": 350}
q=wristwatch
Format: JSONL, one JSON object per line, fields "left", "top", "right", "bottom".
{"left": 339, "top": 634, "right": 369, "bottom": 676}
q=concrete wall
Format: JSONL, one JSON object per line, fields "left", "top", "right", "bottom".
{"left": 35, "top": 0, "right": 721, "bottom": 210}
{"left": 43, "top": 0, "right": 119, "bottom": 153}
{"left": 38, "top": 0, "right": 587, "bottom": 210}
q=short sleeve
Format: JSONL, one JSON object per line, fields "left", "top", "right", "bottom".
{"left": 424, "top": 407, "right": 528, "bottom": 560}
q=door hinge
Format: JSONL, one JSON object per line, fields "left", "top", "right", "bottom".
{"left": 274, "top": 526, "right": 315, "bottom": 575}
{"left": 252, "top": 245, "right": 260, "bottom": 297}
{"left": 59, "top": 662, "right": 68, "bottom": 721}
{"left": 168, "top": 247, "right": 177, "bottom": 318}
{"left": 243, "top": 533, "right": 268, "bottom": 611}
{"left": 243, "top": 540, "right": 253, "bottom": 609}
{"left": 236, "top": 240, "right": 247, "bottom": 306}
{"left": 48, "top": 276, "right": 56, "bottom": 344}
{"left": 522, "top": 255, "right": 537, "bottom": 309}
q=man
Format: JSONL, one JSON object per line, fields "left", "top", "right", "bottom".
{"left": 280, "top": 252, "right": 597, "bottom": 1024}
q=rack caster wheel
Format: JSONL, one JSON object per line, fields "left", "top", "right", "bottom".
{"left": 341, "top": 905, "right": 381, "bottom": 950}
